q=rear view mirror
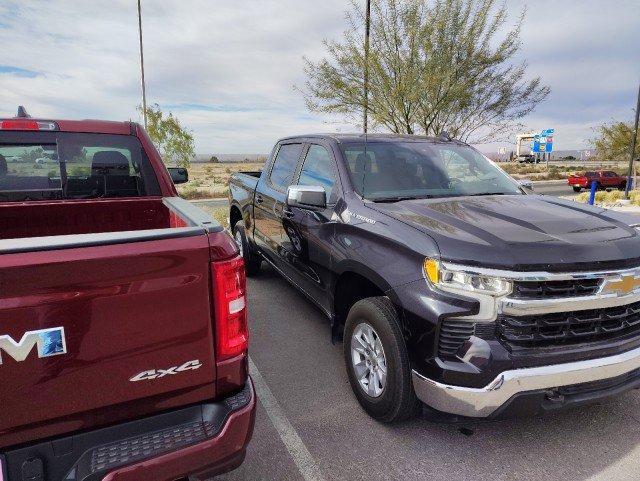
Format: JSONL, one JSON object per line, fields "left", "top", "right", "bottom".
{"left": 168, "top": 167, "right": 189, "bottom": 185}
{"left": 287, "top": 185, "right": 326, "bottom": 210}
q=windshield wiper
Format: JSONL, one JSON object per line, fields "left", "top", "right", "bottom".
{"left": 463, "top": 192, "right": 510, "bottom": 197}
{"left": 370, "top": 195, "right": 433, "bottom": 203}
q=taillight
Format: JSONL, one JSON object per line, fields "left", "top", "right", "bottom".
{"left": 0, "top": 120, "right": 57, "bottom": 131}
{"left": 212, "top": 256, "right": 248, "bottom": 361}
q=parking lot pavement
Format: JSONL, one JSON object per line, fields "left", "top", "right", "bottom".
{"left": 217, "top": 264, "right": 640, "bottom": 481}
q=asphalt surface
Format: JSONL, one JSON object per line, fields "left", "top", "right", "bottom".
{"left": 216, "top": 264, "right": 640, "bottom": 481}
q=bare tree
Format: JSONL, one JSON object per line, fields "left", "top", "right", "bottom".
{"left": 300, "top": 0, "right": 550, "bottom": 143}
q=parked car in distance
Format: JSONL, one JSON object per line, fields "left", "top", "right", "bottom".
{"left": 230, "top": 133, "right": 640, "bottom": 423}
{"left": 516, "top": 153, "right": 537, "bottom": 163}
{"left": 0, "top": 109, "right": 255, "bottom": 480}
{"left": 567, "top": 170, "right": 627, "bottom": 192}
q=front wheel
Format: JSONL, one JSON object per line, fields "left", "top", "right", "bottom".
{"left": 572, "top": 186, "right": 581, "bottom": 192}
{"left": 233, "top": 221, "right": 261, "bottom": 276}
{"left": 344, "top": 297, "right": 420, "bottom": 423}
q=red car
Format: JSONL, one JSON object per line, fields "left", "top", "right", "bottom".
{"left": 0, "top": 108, "right": 255, "bottom": 480}
{"left": 567, "top": 170, "right": 627, "bottom": 192}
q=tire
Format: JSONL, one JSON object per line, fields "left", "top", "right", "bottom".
{"left": 343, "top": 297, "right": 420, "bottom": 423}
{"left": 619, "top": 182, "right": 627, "bottom": 191}
{"left": 233, "top": 221, "right": 261, "bottom": 276}
{"left": 572, "top": 186, "right": 581, "bottom": 192}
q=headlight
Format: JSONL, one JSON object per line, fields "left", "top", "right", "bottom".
{"left": 423, "top": 258, "right": 512, "bottom": 297}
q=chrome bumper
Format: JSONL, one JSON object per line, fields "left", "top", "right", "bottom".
{"left": 412, "top": 344, "right": 640, "bottom": 417}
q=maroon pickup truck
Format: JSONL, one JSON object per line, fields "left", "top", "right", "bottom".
{"left": 0, "top": 109, "right": 255, "bottom": 481}
{"left": 567, "top": 170, "right": 627, "bottom": 192}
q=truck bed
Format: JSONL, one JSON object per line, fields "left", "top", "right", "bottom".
{"left": 0, "top": 196, "right": 221, "bottom": 253}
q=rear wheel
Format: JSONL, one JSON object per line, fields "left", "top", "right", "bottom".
{"left": 233, "top": 221, "right": 261, "bottom": 276}
{"left": 572, "top": 186, "right": 581, "bottom": 192}
{"left": 344, "top": 297, "right": 420, "bottom": 423}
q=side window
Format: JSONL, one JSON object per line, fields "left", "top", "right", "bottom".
{"left": 298, "top": 145, "right": 337, "bottom": 201}
{"left": 269, "top": 143, "right": 303, "bottom": 191}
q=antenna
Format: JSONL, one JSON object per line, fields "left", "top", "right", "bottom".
{"left": 16, "top": 106, "right": 31, "bottom": 118}
{"left": 438, "top": 131, "right": 452, "bottom": 142}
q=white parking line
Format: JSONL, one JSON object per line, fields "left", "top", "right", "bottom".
{"left": 248, "top": 357, "right": 326, "bottom": 481}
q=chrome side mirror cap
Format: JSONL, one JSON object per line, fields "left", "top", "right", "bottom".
{"left": 518, "top": 179, "right": 534, "bottom": 192}
{"left": 286, "top": 185, "right": 327, "bottom": 210}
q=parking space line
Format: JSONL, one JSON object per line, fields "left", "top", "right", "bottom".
{"left": 249, "top": 357, "right": 326, "bottom": 481}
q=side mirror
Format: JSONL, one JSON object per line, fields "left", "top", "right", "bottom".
{"left": 168, "top": 167, "right": 189, "bottom": 185}
{"left": 518, "top": 179, "right": 534, "bottom": 192}
{"left": 287, "top": 185, "right": 326, "bottom": 210}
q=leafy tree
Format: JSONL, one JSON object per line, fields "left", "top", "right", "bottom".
{"left": 592, "top": 120, "right": 640, "bottom": 161}
{"left": 300, "top": 0, "right": 550, "bottom": 143}
{"left": 138, "top": 104, "right": 195, "bottom": 168}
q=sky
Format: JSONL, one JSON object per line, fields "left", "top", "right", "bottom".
{"left": 0, "top": 0, "right": 638, "bottom": 154}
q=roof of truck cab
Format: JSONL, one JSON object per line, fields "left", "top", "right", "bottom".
{"left": 277, "top": 133, "right": 465, "bottom": 144}
{"left": 0, "top": 117, "right": 135, "bottom": 135}
{"left": 54, "top": 119, "right": 134, "bottom": 135}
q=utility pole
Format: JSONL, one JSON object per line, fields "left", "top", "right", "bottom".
{"left": 625, "top": 81, "right": 640, "bottom": 198}
{"left": 137, "top": 0, "right": 148, "bottom": 128}
{"left": 363, "top": 0, "right": 371, "bottom": 134}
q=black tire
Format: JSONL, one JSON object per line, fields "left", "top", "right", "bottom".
{"left": 572, "top": 186, "right": 581, "bottom": 192}
{"left": 233, "top": 221, "right": 261, "bottom": 276}
{"left": 619, "top": 182, "right": 627, "bottom": 191}
{"left": 343, "top": 297, "right": 420, "bottom": 423}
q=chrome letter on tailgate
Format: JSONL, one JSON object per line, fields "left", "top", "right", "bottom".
{"left": 0, "top": 327, "right": 66, "bottom": 364}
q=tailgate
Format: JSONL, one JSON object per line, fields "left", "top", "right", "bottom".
{"left": 0, "top": 234, "right": 216, "bottom": 448}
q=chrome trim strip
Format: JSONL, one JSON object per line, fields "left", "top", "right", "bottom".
{"left": 501, "top": 290, "right": 640, "bottom": 316}
{"left": 441, "top": 261, "right": 640, "bottom": 282}
{"left": 412, "top": 344, "right": 640, "bottom": 418}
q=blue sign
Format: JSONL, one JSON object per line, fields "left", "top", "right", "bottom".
{"left": 532, "top": 129, "right": 554, "bottom": 153}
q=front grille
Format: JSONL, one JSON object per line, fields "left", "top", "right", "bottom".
{"left": 511, "top": 279, "right": 601, "bottom": 299}
{"left": 498, "top": 300, "right": 640, "bottom": 349}
{"left": 438, "top": 319, "right": 475, "bottom": 357}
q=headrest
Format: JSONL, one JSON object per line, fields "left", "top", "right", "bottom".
{"left": 354, "top": 153, "right": 372, "bottom": 173}
{"left": 92, "top": 151, "right": 130, "bottom": 176}
{"left": 0, "top": 154, "right": 6, "bottom": 176}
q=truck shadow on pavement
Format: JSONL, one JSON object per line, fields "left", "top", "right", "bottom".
{"left": 225, "top": 263, "right": 640, "bottom": 481}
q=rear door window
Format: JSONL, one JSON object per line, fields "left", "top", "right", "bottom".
{"left": 269, "top": 143, "right": 303, "bottom": 191}
{"left": 0, "top": 132, "right": 160, "bottom": 201}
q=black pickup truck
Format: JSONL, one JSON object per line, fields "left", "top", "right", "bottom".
{"left": 229, "top": 134, "right": 640, "bottom": 422}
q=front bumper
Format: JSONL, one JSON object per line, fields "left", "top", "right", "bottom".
{"left": 412, "top": 344, "right": 640, "bottom": 417}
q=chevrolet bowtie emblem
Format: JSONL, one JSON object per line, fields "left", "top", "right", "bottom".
{"left": 601, "top": 275, "right": 640, "bottom": 296}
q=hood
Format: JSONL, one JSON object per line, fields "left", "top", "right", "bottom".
{"left": 369, "top": 194, "right": 640, "bottom": 271}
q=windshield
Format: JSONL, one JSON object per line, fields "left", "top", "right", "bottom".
{"left": 340, "top": 141, "right": 522, "bottom": 201}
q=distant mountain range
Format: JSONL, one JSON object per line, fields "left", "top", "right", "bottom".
{"left": 195, "top": 153, "right": 267, "bottom": 163}
{"left": 195, "top": 149, "right": 596, "bottom": 163}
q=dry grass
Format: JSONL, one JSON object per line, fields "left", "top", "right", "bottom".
{"left": 177, "top": 162, "right": 264, "bottom": 200}
{"left": 497, "top": 163, "right": 628, "bottom": 181}
{"left": 575, "top": 189, "right": 640, "bottom": 206}
{"left": 197, "top": 205, "right": 229, "bottom": 228}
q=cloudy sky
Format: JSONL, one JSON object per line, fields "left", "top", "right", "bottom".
{"left": 0, "top": 0, "right": 638, "bottom": 154}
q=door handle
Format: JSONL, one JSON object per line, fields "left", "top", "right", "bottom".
{"left": 256, "top": 194, "right": 264, "bottom": 204}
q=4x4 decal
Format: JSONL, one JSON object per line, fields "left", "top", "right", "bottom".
{"left": 130, "top": 359, "right": 203, "bottom": 382}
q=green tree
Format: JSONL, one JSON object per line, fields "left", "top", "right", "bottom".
{"left": 138, "top": 104, "right": 195, "bottom": 168}
{"left": 592, "top": 120, "right": 640, "bottom": 161}
{"left": 300, "top": 0, "right": 550, "bottom": 143}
